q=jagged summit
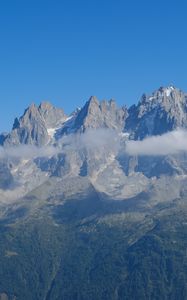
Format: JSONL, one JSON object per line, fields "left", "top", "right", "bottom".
{"left": 1, "top": 87, "right": 187, "bottom": 210}
{"left": 39, "top": 101, "right": 53, "bottom": 110}
{"left": 153, "top": 85, "right": 183, "bottom": 98}
{"left": 1, "top": 86, "right": 187, "bottom": 146}
{"left": 73, "top": 96, "right": 127, "bottom": 132}
{"left": 1, "top": 97, "right": 128, "bottom": 146}
{"left": 88, "top": 95, "right": 99, "bottom": 105}
{"left": 158, "top": 85, "right": 176, "bottom": 93}
{"left": 3, "top": 102, "right": 66, "bottom": 146}
{"left": 125, "top": 86, "right": 187, "bottom": 139}
{"left": 140, "top": 86, "right": 182, "bottom": 104}
{"left": 2, "top": 87, "right": 187, "bottom": 300}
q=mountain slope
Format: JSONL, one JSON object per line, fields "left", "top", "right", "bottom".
{"left": 125, "top": 86, "right": 187, "bottom": 139}
{"left": 3, "top": 102, "right": 66, "bottom": 146}
{"left": 1, "top": 87, "right": 187, "bottom": 299}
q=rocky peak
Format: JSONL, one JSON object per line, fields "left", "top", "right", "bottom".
{"left": 83, "top": 96, "right": 100, "bottom": 117}
{"left": 3, "top": 103, "right": 48, "bottom": 146}
{"left": 38, "top": 101, "right": 66, "bottom": 128}
{"left": 88, "top": 95, "right": 99, "bottom": 106}
{"left": 10, "top": 103, "right": 44, "bottom": 133}
{"left": 153, "top": 85, "right": 176, "bottom": 98}
{"left": 26, "top": 102, "right": 38, "bottom": 112}
{"left": 73, "top": 97, "right": 127, "bottom": 132}
{"left": 20, "top": 103, "right": 42, "bottom": 124}
{"left": 2, "top": 100, "right": 68, "bottom": 146}
{"left": 139, "top": 86, "right": 184, "bottom": 106}
{"left": 125, "top": 86, "right": 187, "bottom": 139}
{"left": 39, "top": 101, "right": 53, "bottom": 111}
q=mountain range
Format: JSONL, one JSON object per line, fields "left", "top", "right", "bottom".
{"left": 1, "top": 86, "right": 187, "bottom": 299}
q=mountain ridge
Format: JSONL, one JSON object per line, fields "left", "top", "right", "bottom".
{"left": 1, "top": 86, "right": 187, "bottom": 299}
{"left": 1, "top": 85, "right": 187, "bottom": 147}
{"left": 1, "top": 86, "right": 187, "bottom": 202}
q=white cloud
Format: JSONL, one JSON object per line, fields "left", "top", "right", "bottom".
{"left": 0, "top": 129, "right": 120, "bottom": 160}
{"left": 0, "top": 145, "right": 58, "bottom": 160}
{"left": 125, "top": 129, "right": 187, "bottom": 156}
{"left": 1, "top": 129, "right": 187, "bottom": 160}
{"left": 59, "top": 128, "right": 120, "bottom": 152}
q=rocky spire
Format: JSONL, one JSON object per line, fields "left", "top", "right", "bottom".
{"left": 38, "top": 101, "right": 66, "bottom": 128}
{"left": 3, "top": 103, "right": 48, "bottom": 146}
{"left": 73, "top": 96, "right": 128, "bottom": 132}
{"left": 125, "top": 86, "right": 187, "bottom": 139}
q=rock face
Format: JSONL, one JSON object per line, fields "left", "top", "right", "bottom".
{"left": 4, "top": 86, "right": 187, "bottom": 147}
{"left": 73, "top": 96, "right": 128, "bottom": 132}
{"left": 0, "top": 162, "right": 14, "bottom": 189}
{"left": 125, "top": 86, "right": 187, "bottom": 139}
{"left": 4, "top": 104, "right": 49, "bottom": 146}
{"left": 2, "top": 88, "right": 187, "bottom": 300}
{"left": 0, "top": 133, "right": 7, "bottom": 145}
{"left": 2, "top": 97, "right": 128, "bottom": 145}
{"left": 38, "top": 102, "right": 66, "bottom": 128}
{"left": 1, "top": 87, "right": 187, "bottom": 199}
{"left": 3, "top": 102, "right": 66, "bottom": 146}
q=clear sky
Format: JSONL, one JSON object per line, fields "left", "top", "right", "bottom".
{"left": 0, "top": 0, "right": 187, "bottom": 131}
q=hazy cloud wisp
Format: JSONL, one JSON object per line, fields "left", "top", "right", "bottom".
{"left": 0, "top": 129, "right": 120, "bottom": 160}
{"left": 1, "top": 129, "right": 187, "bottom": 160}
{"left": 126, "top": 129, "right": 187, "bottom": 156}
{"left": 0, "top": 145, "right": 58, "bottom": 160}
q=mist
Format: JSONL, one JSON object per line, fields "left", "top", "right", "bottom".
{"left": 0, "top": 129, "right": 120, "bottom": 160}
{"left": 125, "top": 129, "right": 187, "bottom": 156}
{"left": 60, "top": 128, "right": 120, "bottom": 152}
{"left": 0, "top": 145, "right": 58, "bottom": 160}
{"left": 1, "top": 129, "right": 187, "bottom": 160}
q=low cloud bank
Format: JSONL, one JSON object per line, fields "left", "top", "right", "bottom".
{"left": 0, "top": 129, "right": 119, "bottom": 160}
{"left": 60, "top": 128, "right": 120, "bottom": 152}
{"left": 1, "top": 129, "right": 187, "bottom": 160}
{"left": 0, "top": 145, "right": 58, "bottom": 160}
{"left": 126, "top": 129, "right": 187, "bottom": 156}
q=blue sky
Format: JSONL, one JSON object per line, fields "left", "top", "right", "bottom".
{"left": 0, "top": 0, "right": 187, "bottom": 131}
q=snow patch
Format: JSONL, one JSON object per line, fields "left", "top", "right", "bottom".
{"left": 64, "top": 115, "right": 73, "bottom": 122}
{"left": 119, "top": 132, "right": 130, "bottom": 138}
{"left": 165, "top": 86, "right": 174, "bottom": 97}
{"left": 47, "top": 128, "right": 57, "bottom": 138}
{"left": 47, "top": 115, "right": 74, "bottom": 139}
